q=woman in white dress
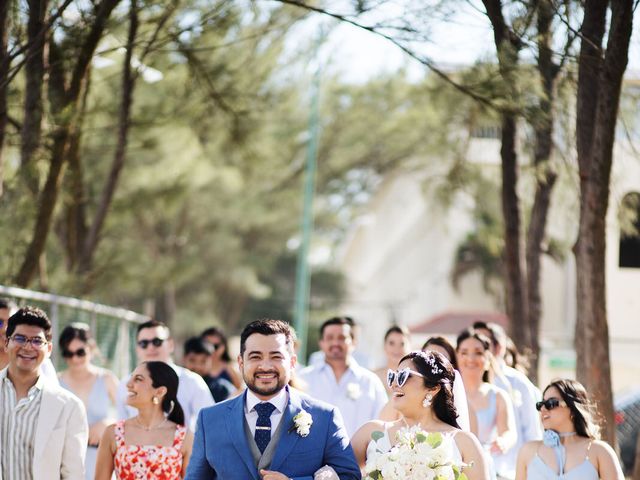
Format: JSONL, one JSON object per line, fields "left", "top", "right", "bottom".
{"left": 351, "top": 351, "right": 491, "bottom": 480}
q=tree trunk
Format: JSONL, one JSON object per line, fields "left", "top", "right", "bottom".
{"left": 500, "top": 113, "right": 529, "bottom": 349}
{"left": 79, "top": 0, "right": 138, "bottom": 274}
{"left": 20, "top": 0, "right": 49, "bottom": 193}
{"left": 525, "top": 0, "right": 558, "bottom": 383}
{"left": 482, "top": 0, "right": 530, "bottom": 349}
{"left": 14, "top": 0, "right": 122, "bottom": 287}
{"left": 0, "top": 0, "right": 10, "bottom": 197}
{"left": 574, "top": 0, "right": 633, "bottom": 446}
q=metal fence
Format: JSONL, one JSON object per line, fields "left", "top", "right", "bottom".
{"left": 0, "top": 285, "right": 148, "bottom": 377}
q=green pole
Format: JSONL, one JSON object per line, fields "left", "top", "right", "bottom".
{"left": 293, "top": 35, "right": 322, "bottom": 362}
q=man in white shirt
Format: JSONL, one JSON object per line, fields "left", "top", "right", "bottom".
{"left": 473, "top": 321, "right": 542, "bottom": 479}
{"left": 300, "top": 316, "right": 388, "bottom": 437}
{"left": 0, "top": 306, "right": 87, "bottom": 480}
{"left": 116, "top": 320, "right": 214, "bottom": 431}
{"left": 0, "top": 298, "right": 58, "bottom": 384}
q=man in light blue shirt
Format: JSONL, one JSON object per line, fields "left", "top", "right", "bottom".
{"left": 300, "top": 316, "right": 387, "bottom": 437}
{"left": 474, "top": 321, "right": 542, "bottom": 479}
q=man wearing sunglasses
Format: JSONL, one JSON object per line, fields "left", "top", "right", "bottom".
{"left": 115, "top": 320, "right": 214, "bottom": 431}
{"left": 0, "top": 306, "right": 88, "bottom": 479}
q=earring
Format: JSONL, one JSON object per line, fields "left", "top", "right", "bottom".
{"left": 422, "top": 394, "right": 433, "bottom": 408}
{"left": 152, "top": 396, "right": 160, "bottom": 405}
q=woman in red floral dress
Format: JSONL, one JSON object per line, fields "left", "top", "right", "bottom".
{"left": 96, "top": 361, "right": 194, "bottom": 479}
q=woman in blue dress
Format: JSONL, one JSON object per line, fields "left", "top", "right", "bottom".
{"left": 58, "top": 323, "right": 119, "bottom": 480}
{"left": 515, "top": 378, "right": 623, "bottom": 480}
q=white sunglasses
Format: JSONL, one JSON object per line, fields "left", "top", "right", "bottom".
{"left": 387, "top": 367, "right": 426, "bottom": 388}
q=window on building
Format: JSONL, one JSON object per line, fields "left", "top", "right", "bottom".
{"left": 619, "top": 192, "right": 640, "bottom": 268}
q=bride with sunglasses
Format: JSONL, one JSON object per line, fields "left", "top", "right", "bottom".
{"left": 515, "top": 378, "right": 623, "bottom": 480}
{"left": 58, "top": 323, "right": 119, "bottom": 480}
{"left": 350, "top": 351, "right": 491, "bottom": 479}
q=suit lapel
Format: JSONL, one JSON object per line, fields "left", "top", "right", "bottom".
{"left": 270, "top": 387, "right": 302, "bottom": 472}
{"left": 34, "top": 382, "right": 64, "bottom": 458}
{"left": 227, "top": 392, "right": 260, "bottom": 480}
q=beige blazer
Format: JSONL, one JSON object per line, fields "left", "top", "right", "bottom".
{"left": 0, "top": 368, "right": 88, "bottom": 480}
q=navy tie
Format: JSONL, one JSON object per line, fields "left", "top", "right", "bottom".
{"left": 254, "top": 402, "right": 276, "bottom": 454}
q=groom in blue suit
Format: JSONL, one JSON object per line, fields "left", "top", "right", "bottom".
{"left": 185, "top": 319, "right": 361, "bottom": 480}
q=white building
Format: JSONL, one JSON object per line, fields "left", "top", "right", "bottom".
{"left": 337, "top": 124, "right": 640, "bottom": 393}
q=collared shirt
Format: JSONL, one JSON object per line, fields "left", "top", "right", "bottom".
{"left": 300, "top": 358, "right": 387, "bottom": 437}
{"left": 116, "top": 363, "right": 215, "bottom": 431}
{"left": 494, "top": 364, "right": 543, "bottom": 477}
{"left": 244, "top": 387, "right": 288, "bottom": 436}
{"left": 1, "top": 374, "right": 45, "bottom": 480}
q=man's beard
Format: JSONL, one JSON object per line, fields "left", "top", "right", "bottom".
{"left": 244, "top": 372, "right": 286, "bottom": 397}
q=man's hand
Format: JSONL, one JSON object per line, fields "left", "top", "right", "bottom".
{"left": 259, "top": 469, "right": 290, "bottom": 480}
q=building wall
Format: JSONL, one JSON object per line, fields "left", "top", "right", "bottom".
{"left": 338, "top": 140, "right": 640, "bottom": 393}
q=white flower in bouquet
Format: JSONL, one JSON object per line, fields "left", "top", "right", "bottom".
{"left": 365, "top": 426, "right": 469, "bottom": 480}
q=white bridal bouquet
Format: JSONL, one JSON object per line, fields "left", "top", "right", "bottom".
{"left": 364, "top": 426, "right": 468, "bottom": 480}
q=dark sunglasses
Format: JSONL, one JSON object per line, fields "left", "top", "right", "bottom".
{"left": 387, "top": 367, "right": 426, "bottom": 388}
{"left": 63, "top": 348, "right": 87, "bottom": 358}
{"left": 137, "top": 337, "right": 166, "bottom": 349}
{"left": 536, "top": 398, "right": 567, "bottom": 411}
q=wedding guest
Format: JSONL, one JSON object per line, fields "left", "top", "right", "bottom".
{"left": 423, "top": 336, "right": 472, "bottom": 432}
{"left": 374, "top": 325, "right": 411, "bottom": 396}
{"left": 183, "top": 336, "right": 235, "bottom": 402}
{"left": 473, "top": 321, "right": 542, "bottom": 479}
{"left": 516, "top": 378, "right": 624, "bottom": 480}
{"left": 200, "top": 326, "right": 243, "bottom": 389}
{"left": 457, "top": 328, "right": 517, "bottom": 479}
{"left": 0, "top": 298, "right": 58, "bottom": 383}
{"left": 423, "top": 335, "right": 459, "bottom": 369}
{"left": 300, "top": 316, "right": 387, "bottom": 437}
{"left": 308, "top": 317, "right": 374, "bottom": 369}
{"left": 351, "top": 351, "right": 490, "bottom": 480}
{"left": 58, "top": 323, "right": 119, "bottom": 480}
{"left": 116, "top": 320, "right": 214, "bottom": 431}
{"left": 1, "top": 307, "right": 88, "bottom": 479}
{"left": 96, "top": 361, "right": 194, "bottom": 479}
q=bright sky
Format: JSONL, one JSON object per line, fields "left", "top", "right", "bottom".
{"left": 301, "top": 3, "right": 640, "bottom": 84}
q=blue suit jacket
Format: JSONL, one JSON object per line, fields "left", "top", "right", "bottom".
{"left": 185, "top": 387, "right": 361, "bottom": 480}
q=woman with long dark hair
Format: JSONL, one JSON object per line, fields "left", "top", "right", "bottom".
{"left": 201, "top": 326, "right": 242, "bottom": 389}
{"left": 58, "top": 323, "right": 119, "bottom": 480}
{"left": 516, "top": 379, "right": 623, "bottom": 479}
{"left": 95, "top": 361, "right": 193, "bottom": 479}
{"left": 350, "top": 351, "right": 490, "bottom": 479}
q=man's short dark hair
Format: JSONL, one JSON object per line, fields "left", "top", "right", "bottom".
{"left": 472, "top": 320, "right": 506, "bottom": 348}
{"left": 184, "top": 336, "right": 214, "bottom": 356}
{"left": 136, "top": 319, "right": 170, "bottom": 337}
{"left": 7, "top": 306, "right": 52, "bottom": 340}
{"left": 0, "top": 298, "right": 13, "bottom": 310}
{"left": 319, "top": 316, "right": 355, "bottom": 339}
{"left": 240, "top": 319, "right": 294, "bottom": 355}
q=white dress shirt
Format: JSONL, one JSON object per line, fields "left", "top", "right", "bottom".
{"left": 116, "top": 363, "right": 215, "bottom": 431}
{"left": 244, "top": 387, "right": 288, "bottom": 437}
{"left": 299, "top": 358, "right": 387, "bottom": 437}
{"left": 493, "top": 364, "right": 542, "bottom": 478}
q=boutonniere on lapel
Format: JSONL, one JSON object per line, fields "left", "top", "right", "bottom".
{"left": 289, "top": 409, "right": 313, "bottom": 437}
{"left": 346, "top": 382, "right": 361, "bottom": 400}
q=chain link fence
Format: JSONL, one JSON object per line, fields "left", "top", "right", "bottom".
{"left": 0, "top": 285, "right": 148, "bottom": 377}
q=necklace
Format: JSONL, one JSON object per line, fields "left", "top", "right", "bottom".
{"left": 558, "top": 431, "right": 577, "bottom": 437}
{"left": 134, "top": 416, "right": 168, "bottom": 431}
